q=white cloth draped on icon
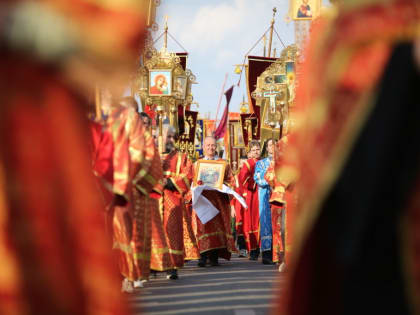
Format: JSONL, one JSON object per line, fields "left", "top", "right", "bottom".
{"left": 191, "top": 184, "right": 247, "bottom": 224}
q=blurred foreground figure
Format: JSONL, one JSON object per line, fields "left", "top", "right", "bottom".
{"left": 265, "top": 137, "right": 295, "bottom": 271}
{"left": 278, "top": 1, "right": 420, "bottom": 314}
{"left": 0, "top": 0, "right": 146, "bottom": 314}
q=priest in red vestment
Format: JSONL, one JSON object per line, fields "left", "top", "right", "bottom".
{"left": 160, "top": 125, "right": 194, "bottom": 279}
{"left": 239, "top": 140, "right": 261, "bottom": 260}
{"left": 118, "top": 97, "right": 168, "bottom": 289}
{"left": 193, "top": 136, "right": 236, "bottom": 267}
{"left": 92, "top": 100, "right": 152, "bottom": 292}
{"left": 233, "top": 158, "right": 247, "bottom": 258}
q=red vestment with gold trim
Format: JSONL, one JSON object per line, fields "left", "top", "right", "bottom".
{"left": 103, "top": 107, "right": 161, "bottom": 281}
{"left": 277, "top": 2, "right": 420, "bottom": 314}
{"left": 183, "top": 202, "right": 200, "bottom": 260}
{"left": 0, "top": 61, "right": 128, "bottom": 315}
{"left": 149, "top": 145, "right": 173, "bottom": 272}
{"left": 150, "top": 196, "right": 173, "bottom": 271}
{"left": 239, "top": 158, "right": 260, "bottom": 251}
{"left": 192, "top": 158, "right": 236, "bottom": 260}
{"left": 161, "top": 151, "right": 193, "bottom": 268}
{"left": 233, "top": 173, "right": 245, "bottom": 237}
{"left": 131, "top": 140, "right": 164, "bottom": 280}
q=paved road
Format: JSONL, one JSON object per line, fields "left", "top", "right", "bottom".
{"left": 128, "top": 255, "right": 283, "bottom": 315}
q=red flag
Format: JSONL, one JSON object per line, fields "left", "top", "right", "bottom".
{"left": 214, "top": 85, "right": 234, "bottom": 139}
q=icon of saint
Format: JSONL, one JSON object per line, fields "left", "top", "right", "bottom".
{"left": 150, "top": 74, "right": 169, "bottom": 95}
{"left": 297, "top": 0, "right": 312, "bottom": 18}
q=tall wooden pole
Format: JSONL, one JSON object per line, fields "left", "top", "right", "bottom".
{"left": 158, "top": 111, "right": 164, "bottom": 154}
{"left": 164, "top": 15, "right": 168, "bottom": 50}
{"left": 263, "top": 35, "right": 267, "bottom": 57}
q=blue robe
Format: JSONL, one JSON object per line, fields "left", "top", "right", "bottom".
{"left": 254, "top": 157, "right": 272, "bottom": 252}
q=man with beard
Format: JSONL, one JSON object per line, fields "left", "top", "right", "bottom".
{"left": 160, "top": 125, "right": 194, "bottom": 279}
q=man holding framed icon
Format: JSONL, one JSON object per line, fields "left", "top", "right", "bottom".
{"left": 192, "top": 136, "right": 236, "bottom": 267}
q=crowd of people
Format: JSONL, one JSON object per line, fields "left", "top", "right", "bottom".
{"left": 90, "top": 92, "right": 295, "bottom": 293}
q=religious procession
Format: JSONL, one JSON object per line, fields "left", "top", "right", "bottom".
{"left": 1, "top": 0, "right": 420, "bottom": 315}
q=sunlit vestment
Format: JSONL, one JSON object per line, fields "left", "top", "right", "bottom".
{"left": 103, "top": 106, "right": 143, "bottom": 282}
{"left": 277, "top": 1, "right": 420, "bottom": 314}
{"left": 264, "top": 137, "right": 295, "bottom": 264}
{"left": 90, "top": 121, "right": 115, "bottom": 246}
{"left": 238, "top": 158, "right": 260, "bottom": 252}
{"left": 150, "top": 197, "right": 173, "bottom": 272}
{"left": 0, "top": 0, "right": 146, "bottom": 313}
{"left": 254, "top": 157, "right": 273, "bottom": 253}
{"left": 131, "top": 139, "right": 164, "bottom": 280}
{"left": 161, "top": 151, "right": 193, "bottom": 268}
{"left": 0, "top": 63, "right": 128, "bottom": 315}
{"left": 104, "top": 107, "right": 162, "bottom": 282}
{"left": 183, "top": 202, "right": 200, "bottom": 260}
{"left": 150, "top": 145, "right": 173, "bottom": 272}
{"left": 192, "top": 158, "right": 236, "bottom": 260}
{"left": 232, "top": 173, "right": 245, "bottom": 240}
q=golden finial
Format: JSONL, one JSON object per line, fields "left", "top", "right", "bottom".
{"left": 240, "top": 95, "right": 249, "bottom": 113}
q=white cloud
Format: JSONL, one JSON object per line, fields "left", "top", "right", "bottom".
{"left": 179, "top": 2, "right": 242, "bottom": 51}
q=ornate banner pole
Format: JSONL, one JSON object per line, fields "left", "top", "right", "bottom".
{"left": 267, "top": 7, "right": 277, "bottom": 58}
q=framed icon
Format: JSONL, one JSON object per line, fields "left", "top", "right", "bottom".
{"left": 194, "top": 160, "right": 226, "bottom": 190}
{"left": 233, "top": 121, "right": 245, "bottom": 148}
{"left": 149, "top": 69, "right": 172, "bottom": 96}
{"left": 291, "top": 0, "right": 321, "bottom": 21}
{"left": 174, "top": 75, "right": 187, "bottom": 99}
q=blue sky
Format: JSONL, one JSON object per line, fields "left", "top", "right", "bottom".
{"left": 154, "top": 0, "right": 329, "bottom": 120}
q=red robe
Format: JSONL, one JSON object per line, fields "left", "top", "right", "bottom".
{"left": 150, "top": 147, "right": 173, "bottom": 272}
{"left": 233, "top": 173, "right": 245, "bottom": 237}
{"left": 131, "top": 135, "right": 164, "bottom": 280}
{"left": 0, "top": 59, "right": 128, "bottom": 315}
{"left": 183, "top": 202, "right": 200, "bottom": 260}
{"left": 0, "top": 0, "right": 145, "bottom": 313}
{"left": 161, "top": 151, "right": 193, "bottom": 268}
{"left": 277, "top": 2, "right": 420, "bottom": 314}
{"left": 238, "top": 158, "right": 260, "bottom": 251}
{"left": 90, "top": 121, "right": 115, "bottom": 244}
{"left": 101, "top": 107, "right": 160, "bottom": 281}
{"left": 192, "top": 158, "right": 236, "bottom": 260}
{"left": 265, "top": 161, "right": 292, "bottom": 263}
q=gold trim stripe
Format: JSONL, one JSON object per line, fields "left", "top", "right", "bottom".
{"left": 198, "top": 231, "right": 233, "bottom": 241}
{"left": 113, "top": 242, "right": 151, "bottom": 260}
{"left": 169, "top": 249, "right": 184, "bottom": 255}
{"left": 176, "top": 153, "right": 182, "bottom": 176}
